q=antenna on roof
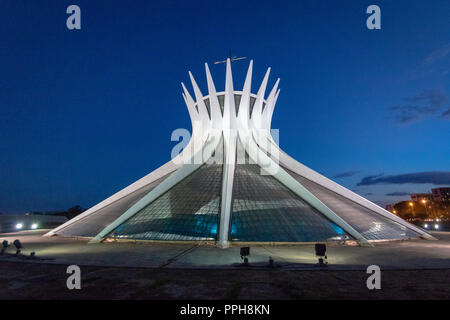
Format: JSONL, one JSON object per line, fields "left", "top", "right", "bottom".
{"left": 214, "top": 49, "right": 246, "bottom": 64}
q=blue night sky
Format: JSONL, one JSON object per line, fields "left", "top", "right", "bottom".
{"left": 0, "top": 0, "right": 449, "bottom": 213}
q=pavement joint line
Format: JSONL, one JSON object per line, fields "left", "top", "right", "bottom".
{"left": 157, "top": 243, "right": 200, "bottom": 268}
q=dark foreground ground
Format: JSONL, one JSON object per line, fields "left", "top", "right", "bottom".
{"left": 1, "top": 260, "right": 449, "bottom": 299}
{"left": 1, "top": 230, "right": 449, "bottom": 299}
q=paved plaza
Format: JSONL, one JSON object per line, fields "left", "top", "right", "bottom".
{"left": 1, "top": 230, "right": 449, "bottom": 270}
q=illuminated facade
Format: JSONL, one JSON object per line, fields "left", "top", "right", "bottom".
{"left": 45, "top": 59, "right": 434, "bottom": 247}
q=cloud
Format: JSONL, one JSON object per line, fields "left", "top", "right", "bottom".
{"left": 386, "top": 192, "right": 410, "bottom": 196}
{"left": 425, "top": 44, "right": 450, "bottom": 65}
{"left": 442, "top": 108, "right": 450, "bottom": 119}
{"left": 410, "top": 44, "right": 450, "bottom": 78}
{"left": 357, "top": 171, "right": 450, "bottom": 186}
{"left": 390, "top": 89, "right": 448, "bottom": 124}
{"left": 423, "top": 44, "right": 450, "bottom": 76}
{"left": 333, "top": 171, "right": 359, "bottom": 178}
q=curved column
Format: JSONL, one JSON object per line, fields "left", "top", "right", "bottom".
{"left": 189, "top": 71, "right": 211, "bottom": 144}
{"left": 250, "top": 67, "right": 270, "bottom": 130}
{"left": 218, "top": 131, "right": 236, "bottom": 247}
{"left": 205, "top": 63, "right": 223, "bottom": 131}
{"left": 216, "top": 59, "right": 238, "bottom": 247}
{"left": 237, "top": 60, "right": 253, "bottom": 129}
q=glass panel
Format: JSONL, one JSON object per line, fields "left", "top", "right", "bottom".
{"left": 230, "top": 142, "right": 350, "bottom": 242}
{"left": 284, "top": 168, "right": 420, "bottom": 240}
{"left": 218, "top": 95, "right": 224, "bottom": 115}
{"left": 234, "top": 94, "right": 241, "bottom": 114}
{"left": 109, "top": 140, "right": 224, "bottom": 241}
{"left": 58, "top": 174, "right": 169, "bottom": 237}
{"left": 201, "top": 99, "right": 211, "bottom": 119}
{"left": 249, "top": 96, "right": 256, "bottom": 116}
{"left": 204, "top": 98, "right": 211, "bottom": 119}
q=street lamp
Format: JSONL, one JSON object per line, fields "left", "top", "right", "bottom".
{"left": 409, "top": 202, "right": 415, "bottom": 218}
{"left": 421, "top": 199, "right": 429, "bottom": 218}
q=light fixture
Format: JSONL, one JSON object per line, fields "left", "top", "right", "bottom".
{"left": 13, "top": 239, "right": 23, "bottom": 256}
{"left": 424, "top": 224, "right": 428, "bottom": 228}
{"left": 1, "top": 240, "right": 8, "bottom": 255}
{"left": 268, "top": 256, "right": 274, "bottom": 268}
{"left": 240, "top": 247, "right": 250, "bottom": 265}
{"left": 315, "top": 243, "right": 328, "bottom": 267}
{"left": 31, "top": 223, "right": 38, "bottom": 230}
{"left": 15, "top": 223, "right": 23, "bottom": 230}
{"left": 434, "top": 224, "right": 439, "bottom": 229}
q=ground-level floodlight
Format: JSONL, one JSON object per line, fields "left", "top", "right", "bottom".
{"left": 1, "top": 240, "right": 8, "bottom": 255}
{"left": 315, "top": 243, "right": 328, "bottom": 267}
{"left": 13, "top": 239, "right": 23, "bottom": 256}
{"left": 268, "top": 256, "right": 274, "bottom": 268}
{"left": 31, "top": 223, "right": 38, "bottom": 230}
{"left": 240, "top": 247, "right": 250, "bottom": 265}
{"left": 15, "top": 223, "right": 23, "bottom": 230}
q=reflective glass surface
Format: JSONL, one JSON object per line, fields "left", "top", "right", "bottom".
{"left": 109, "top": 140, "right": 224, "bottom": 241}
{"left": 201, "top": 94, "right": 258, "bottom": 117}
{"left": 58, "top": 174, "right": 169, "bottom": 237}
{"left": 230, "top": 146, "right": 350, "bottom": 242}
{"left": 285, "top": 168, "right": 420, "bottom": 240}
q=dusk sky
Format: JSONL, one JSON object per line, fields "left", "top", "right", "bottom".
{"left": 1, "top": 0, "right": 449, "bottom": 214}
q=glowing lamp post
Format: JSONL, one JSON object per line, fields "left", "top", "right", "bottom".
{"left": 421, "top": 199, "right": 429, "bottom": 218}
{"left": 409, "top": 202, "right": 415, "bottom": 218}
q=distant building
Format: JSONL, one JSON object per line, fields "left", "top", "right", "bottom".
{"left": 387, "top": 187, "right": 450, "bottom": 220}
{"left": 411, "top": 193, "right": 433, "bottom": 202}
{"left": 0, "top": 214, "right": 67, "bottom": 234}
{"left": 431, "top": 188, "right": 450, "bottom": 203}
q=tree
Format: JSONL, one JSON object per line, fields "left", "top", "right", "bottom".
{"left": 66, "top": 206, "right": 85, "bottom": 219}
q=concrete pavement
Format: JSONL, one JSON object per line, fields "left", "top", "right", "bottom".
{"left": 0, "top": 230, "right": 449, "bottom": 270}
